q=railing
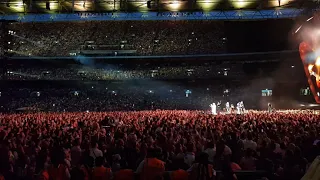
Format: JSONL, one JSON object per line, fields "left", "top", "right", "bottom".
{"left": 9, "top": 50, "right": 299, "bottom": 63}
{"left": 0, "top": 9, "right": 303, "bottom": 22}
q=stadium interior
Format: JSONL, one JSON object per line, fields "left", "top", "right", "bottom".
{"left": 0, "top": 1, "right": 319, "bottom": 180}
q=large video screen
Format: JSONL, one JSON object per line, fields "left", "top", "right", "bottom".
{"left": 299, "top": 42, "right": 320, "bottom": 103}
{"left": 262, "top": 89, "right": 272, "bottom": 96}
{"left": 300, "top": 87, "right": 311, "bottom": 96}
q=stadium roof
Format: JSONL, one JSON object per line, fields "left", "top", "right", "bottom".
{"left": 0, "top": 0, "right": 317, "bottom": 13}
{"left": 0, "top": 0, "right": 318, "bottom": 21}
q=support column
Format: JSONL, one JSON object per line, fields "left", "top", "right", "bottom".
{"left": 72, "top": 0, "right": 75, "bottom": 12}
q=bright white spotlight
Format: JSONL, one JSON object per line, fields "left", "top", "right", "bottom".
{"left": 316, "top": 57, "right": 320, "bottom": 66}
{"left": 295, "top": 25, "right": 302, "bottom": 34}
{"left": 308, "top": 65, "right": 313, "bottom": 72}
{"left": 307, "top": 17, "right": 314, "bottom": 22}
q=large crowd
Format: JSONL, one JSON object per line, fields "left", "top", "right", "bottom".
{"left": 0, "top": 18, "right": 318, "bottom": 180}
{"left": 5, "top": 62, "right": 243, "bottom": 80}
{"left": 0, "top": 110, "right": 319, "bottom": 180}
{"left": 8, "top": 21, "right": 226, "bottom": 56}
{"left": 0, "top": 84, "right": 253, "bottom": 112}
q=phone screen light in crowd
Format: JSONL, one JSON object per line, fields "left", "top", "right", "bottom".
{"left": 86, "top": 110, "right": 89, "bottom": 113}
{"left": 53, "top": 104, "right": 55, "bottom": 107}
{"left": 291, "top": 65, "right": 295, "bottom": 68}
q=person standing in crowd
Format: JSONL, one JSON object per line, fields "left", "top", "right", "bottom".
{"left": 240, "top": 148, "right": 256, "bottom": 170}
{"left": 89, "top": 142, "right": 103, "bottom": 160}
{"left": 136, "top": 148, "right": 165, "bottom": 180}
{"left": 113, "top": 169, "right": 134, "bottom": 180}
{"left": 92, "top": 157, "right": 112, "bottom": 180}
{"left": 71, "top": 139, "right": 82, "bottom": 167}
{"left": 47, "top": 148, "right": 70, "bottom": 180}
{"left": 188, "top": 152, "right": 216, "bottom": 180}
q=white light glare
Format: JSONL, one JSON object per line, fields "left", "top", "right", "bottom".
{"left": 307, "top": 16, "right": 314, "bottom": 22}
{"left": 295, "top": 25, "right": 302, "bottom": 34}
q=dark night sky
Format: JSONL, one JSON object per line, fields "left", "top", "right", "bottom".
{"left": 225, "top": 19, "right": 295, "bottom": 53}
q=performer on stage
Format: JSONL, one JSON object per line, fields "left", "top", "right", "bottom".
{"left": 226, "top": 102, "right": 230, "bottom": 114}
{"left": 217, "top": 101, "right": 221, "bottom": 114}
{"left": 268, "top": 103, "right": 273, "bottom": 113}
{"left": 230, "top": 104, "right": 235, "bottom": 114}
{"left": 240, "top": 101, "right": 245, "bottom": 114}
{"left": 237, "top": 102, "right": 241, "bottom": 114}
{"left": 210, "top": 103, "right": 217, "bottom": 115}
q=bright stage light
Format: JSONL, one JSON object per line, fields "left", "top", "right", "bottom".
{"left": 128, "top": 1, "right": 149, "bottom": 12}
{"left": 74, "top": 1, "right": 90, "bottom": 11}
{"left": 269, "top": 0, "right": 290, "bottom": 7}
{"left": 308, "top": 65, "right": 313, "bottom": 72}
{"left": 167, "top": 1, "right": 182, "bottom": 11}
{"left": 10, "top": 1, "right": 25, "bottom": 12}
{"left": 230, "top": 0, "right": 252, "bottom": 9}
{"left": 196, "top": 0, "right": 219, "bottom": 12}
{"left": 307, "top": 17, "right": 314, "bottom": 22}
{"left": 99, "top": 1, "right": 120, "bottom": 11}
{"left": 295, "top": 25, "right": 302, "bottom": 34}
{"left": 16, "top": 2, "right": 24, "bottom": 7}
{"left": 316, "top": 57, "right": 320, "bottom": 66}
{"left": 38, "top": 2, "right": 59, "bottom": 11}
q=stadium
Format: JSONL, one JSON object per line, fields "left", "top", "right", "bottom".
{"left": 0, "top": 0, "right": 320, "bottom": 180}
